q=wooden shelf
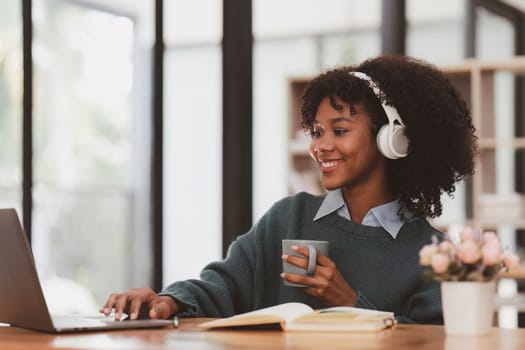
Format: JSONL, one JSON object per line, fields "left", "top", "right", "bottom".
{"left": 479, "top": 193, "right": 525, "bottom": 226}
{"left": 288, "top": 139, "right": 310, "bottom": 156}
{"left": 495, "top": 294, "right": 525, "bottom": 312}
{"left": 479, "top": 137, "right": 525, "bottom": 149}
{"left": 500, "top": 268, "right": 525, "bottom": 280}
{"left": 442, "top": 56, "right": 525, "bottom": 74}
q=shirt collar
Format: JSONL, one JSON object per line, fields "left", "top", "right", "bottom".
{"left": 314, "top": 189, "right": 346, "bottom": 221}
{"left": 313, "top": 189, "right": 411, "bottom": 239}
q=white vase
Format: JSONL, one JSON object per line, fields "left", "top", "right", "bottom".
{"left": 441, "top": 280, "right": 496, "bottom": 336}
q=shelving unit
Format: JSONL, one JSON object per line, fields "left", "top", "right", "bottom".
{"left": 444, "top": 57, "right": 525, "bottom": 231}
{"left": 287, "top": 76, "right": 324, "bottom": 195}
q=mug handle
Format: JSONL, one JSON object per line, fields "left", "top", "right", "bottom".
{"left": 306, "top": 245, "right": 317, "bottom": 276}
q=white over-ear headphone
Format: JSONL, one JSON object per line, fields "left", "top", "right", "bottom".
{"left": 349, "top": 71, "right": 409, "bottom": 159}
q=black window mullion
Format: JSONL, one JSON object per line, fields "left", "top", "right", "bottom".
{"left": 152, "top": 0, "right": 164, "bottom": 291}
{"left": 22, "top": 0, "right": 33, "bottom": 243}
{"left": 222, "top": 0, "right": 253, "bottom": 257}
{"left": 381, "top": 0, "right": 406, "bottom": 55}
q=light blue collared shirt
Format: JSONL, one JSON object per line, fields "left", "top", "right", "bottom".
{"left": 313, "top": 189, "right": 412, "bottom": 239}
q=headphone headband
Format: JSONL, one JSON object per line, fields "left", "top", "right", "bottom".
{"left": 348, "top": 71, "right": 409, "bottom": 159}
{"left": 348, "top": 71, "right": 404, "bottom": 127}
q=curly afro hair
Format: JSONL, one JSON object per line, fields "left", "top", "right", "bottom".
{"left": 301, "top": 55, "right": 478, "bottom": 219}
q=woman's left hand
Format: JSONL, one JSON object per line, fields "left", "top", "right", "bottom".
{"left": 281, "top": 245, "right": 358, "bottom": 307}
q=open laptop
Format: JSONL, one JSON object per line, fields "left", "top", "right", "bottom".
{"left": 0, "top": 208, "right": 174, "bottom": 333}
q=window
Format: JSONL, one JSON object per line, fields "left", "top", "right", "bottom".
{"left": 31, "top": 0, "right": 153, "bottom": 313}
{"left": 0, "top": 2, "right": 22, "bottom": 211}
{"left": 163, "top": 0, "right": 223, "bottom": 283}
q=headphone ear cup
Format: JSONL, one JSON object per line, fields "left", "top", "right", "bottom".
{"left": 376, "top": 124, "right": 408, "bottom": 159}
{"left": 390, "top": 124, "right": 409, "bottom": 158}
{"left": 376, "top": 124, "right": 394, "bottom": 159}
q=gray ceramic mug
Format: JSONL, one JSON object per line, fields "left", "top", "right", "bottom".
{"left": 282, "top": 239, "right": 329, "bottom": 287}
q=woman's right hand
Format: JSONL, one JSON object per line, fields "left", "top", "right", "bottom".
{"left": 100, "top": 287, "right": 180, "bottom": 321}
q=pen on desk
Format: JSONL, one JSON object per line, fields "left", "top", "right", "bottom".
{"left": 173, "top": 316, "right": 179, "bottom": 328}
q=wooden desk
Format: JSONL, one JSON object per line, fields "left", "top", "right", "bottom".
{"left": 0, "top": 319, "right": 525, "bottom": 350}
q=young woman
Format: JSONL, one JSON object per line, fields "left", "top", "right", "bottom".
{"left": 101, "top": 55, "right": 477, "bottom": 324}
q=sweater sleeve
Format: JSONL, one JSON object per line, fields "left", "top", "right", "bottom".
{"left": 158, "top": 234, "right": 256, "bottom": 317}
{"left": 158, "top": 203, "right": 281, "bottom": 318}
{"left": 353, "top": 278, "right": 442, "bottom": 324}
{"left": 397, "top": 280, "right": 443, "bottom": 324}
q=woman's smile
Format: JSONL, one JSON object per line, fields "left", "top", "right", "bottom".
{"left": 318, "top": 159, "right": 344, "bottom": 173}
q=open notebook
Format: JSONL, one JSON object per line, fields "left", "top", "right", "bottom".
{"left": 199, "top": 302, "right": 396, "bottom": 332}
{"left": 0, "top": 208, "right": 173, "bottom": 333}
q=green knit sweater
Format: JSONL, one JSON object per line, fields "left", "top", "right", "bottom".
{"left": 160, "top": 192, "right": 444, "bottom": 324}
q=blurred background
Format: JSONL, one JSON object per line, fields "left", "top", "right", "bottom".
{"left": 1, "top": 0, "right": 525, "bottom": 326}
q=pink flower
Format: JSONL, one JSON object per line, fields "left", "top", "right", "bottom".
{"left": 481, "top": 235, "right": 502, "bottom": 265}
{"left": 419, "top": 229, "right": 521, "bottom": 281}
{"left": 482, "top": 244, "right": 502, "bottom": 265}
{"left": 438, "top": 241, "right": 456, "bottom": 255}
{"left": 482, "top": 231, "right": 499, "bottom": 244}
{"left": 503, "top": 253, "right": 521, "bottom": 269}
{"left": 459, "top": 227, "right": 480, "bottom": 242}
{"left": 431, "top": 253, "right": 450, "bottom": 274}
{"left": 457, "top": 240, "right": 481, "bottom": 264}
{"left": 419, "top": 244, "right": 438, "bottom": 266}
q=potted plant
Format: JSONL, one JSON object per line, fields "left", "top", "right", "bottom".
{"left": 419, "top": 228, "right": 520, "bottom": 336}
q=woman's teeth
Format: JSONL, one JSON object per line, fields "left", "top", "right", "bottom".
{"left": 321, "top": 160, "right": 339, "bottom": 168}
